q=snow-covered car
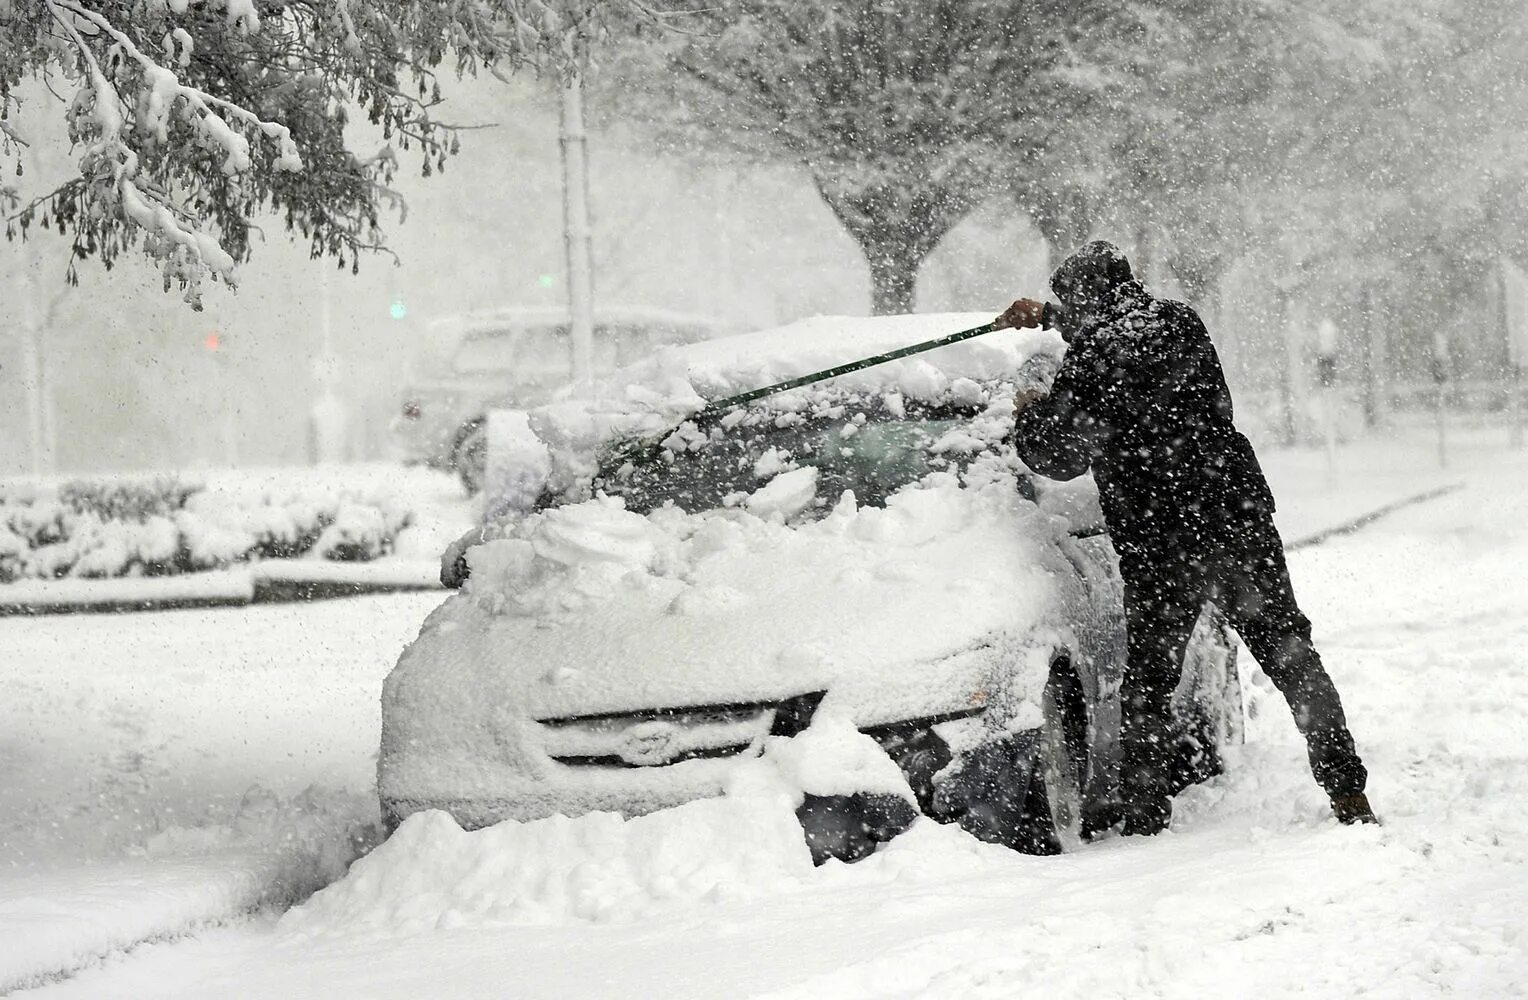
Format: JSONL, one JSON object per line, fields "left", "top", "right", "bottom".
{"left": 378, "top": 314, "right": 1242, "bottom": 862}
{"left": 391, "top": 306, "right": 731, "bottom": 493}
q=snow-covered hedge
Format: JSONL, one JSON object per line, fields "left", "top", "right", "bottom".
{"left": 0, "top": 478, "right": 415, "bottom": 582}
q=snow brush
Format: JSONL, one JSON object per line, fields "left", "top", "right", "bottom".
{"left": 606, "top": 320, "right": 1002, "bottom": 468}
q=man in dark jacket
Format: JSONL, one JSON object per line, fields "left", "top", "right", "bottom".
{"left": 997, "top": 240, "right": 1375, "bottom": 836}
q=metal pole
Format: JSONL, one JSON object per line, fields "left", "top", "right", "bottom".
{"left": 19, "top": 271, "right": 45, "bottom": 477}
{"left": 19, "top": 265, "right": 56, "bottom": 476}
{"left": 1431, "top": 330, "right": 1450, "bottom": 468}
{"left": 1277, "top": 291, "right": 1299, "bottom": 446}
{"left": 560, "top": 58, "right": 595, "bottom": 395}
{"left": 1435, "top": 388, "right": 1446, "bottom": 468}
{"left": 1316, "top": 319, "right": 1338, "bottom": 489}
{"left": 1432, "top": 364, "right": 1447, "bottom": 469}
{"left": 221, "top": 350, "right": 239, "bottom": 468}
{"left": 1510, "top": 364, "right": 1523, "bottom": 449}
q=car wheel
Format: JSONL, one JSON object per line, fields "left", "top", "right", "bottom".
{"left": 1024, "top": 662, "right": 1088, "bottom": 853}
{"left": 796, "top": 791, "right": 919, "bottom": 866}
{"left": 452, "top": 418, "right": 487, "bottom": 495}
{"left": 931, "top": 660, "right": 1090, "bottom": 856}
{"left": 1168, "top": 602, "right": 1243, "bottom": 794}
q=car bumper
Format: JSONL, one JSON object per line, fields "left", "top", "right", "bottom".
{"left": 380, "top": 752, "right": 747, "bottom": 831}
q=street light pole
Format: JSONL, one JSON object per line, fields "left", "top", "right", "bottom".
{"left": 1316, "top": 317, "right": 1339, "bottom": 489}
{"left": 559, "top": 54, "right": 596, "bottom": 395}
{"left": 19, "top": 264, "right": 57, "bottom": 476}
{"left": 1431, "top": 330, "right": 1450, "bottom": 469}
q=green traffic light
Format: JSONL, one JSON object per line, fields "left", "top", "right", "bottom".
{"left": 538, "top": 274, "right": 555, "bottom": 288}
{"left": 390, "top": 299, "right": 407, "bottom": 320}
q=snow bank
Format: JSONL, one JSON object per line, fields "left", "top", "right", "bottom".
{"left": 288, "top": 700, "right": 1030, "bottom": 942}
{"left": 283, "top": 794, "right": 813, "bottom": 936}
{"left": 291, "top": 708, "right": 944, "bottom": 939}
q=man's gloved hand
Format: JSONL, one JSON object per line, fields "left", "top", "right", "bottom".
{"left": 995, "top": 297, "right": 1048, "bottom": 330}
{"left": 1012, "top": 387, "right": 1048, "bottom": 419}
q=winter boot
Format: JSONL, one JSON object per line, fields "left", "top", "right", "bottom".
{"left": 1331, "top": 792, "right": 1379, "bottom": 826}
{"left": 1080, "top": 800, "right": 1124, "bottom": 841}
{"left": 1120, "top": 797, "right": 1171, "bottom": 837}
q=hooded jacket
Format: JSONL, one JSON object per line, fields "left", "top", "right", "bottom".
{"left": 1013, "top": 242, "right": 1275, "bottom": 566}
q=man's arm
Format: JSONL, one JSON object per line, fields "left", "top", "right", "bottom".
{"left": 995, "top": 296, "right": 1098, "bottom": 481}
{"left": 1011, "top": 349, "right": 1100, "bottom": 481}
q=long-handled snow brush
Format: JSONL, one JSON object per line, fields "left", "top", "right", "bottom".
{"left": 692, "top": 320, "right": 1002, "bottom": 419}
{"left": 607, "top": 320, "right": 1004, "bottom": 469}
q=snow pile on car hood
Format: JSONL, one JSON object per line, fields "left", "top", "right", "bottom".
{"left": 390, "top": 474, "right": 1078, "bottom": 730}
{"left": 525, "top": 313, "right": 1065, "bottom": 500}
{"left": 378, "top": 473, "right": 1088, "bottom": 826}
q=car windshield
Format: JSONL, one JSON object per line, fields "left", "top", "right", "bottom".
{"left": 597, "top": 404, "right": 980, "bottom": 516}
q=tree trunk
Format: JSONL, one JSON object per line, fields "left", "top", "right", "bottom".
{"left": 813, "top": 180, "right": 968, "bottom": 317}
{"left": 1025, "top": 186, "right": 1093, "bottom": 274}
{"left": 1133, "top": 220, "right": 1155, "bottom": 287}
{"left": 866, "top": 243, "right": 923, "bottom": 315}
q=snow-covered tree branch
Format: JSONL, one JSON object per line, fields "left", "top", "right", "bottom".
{"left": 615, "top": 0, "right": 1139, "bottom": 315}
{"left": 8, "top": 0, "right": 694, "bottom": 306}
{"left": 0, "top": 0, "right": 521, "bottom": 306}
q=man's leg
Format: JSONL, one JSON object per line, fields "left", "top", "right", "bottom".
{"left": 1218, "top": 522, "right": 1371, "bottom": 814}
{"left": 1116, "top": 563, "right": 1204, "bottom": 835}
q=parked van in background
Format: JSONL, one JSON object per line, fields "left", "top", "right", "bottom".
{"left": 392, "top": 307, "right": 732, "bottom": 492}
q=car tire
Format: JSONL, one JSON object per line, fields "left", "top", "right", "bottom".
{"left": 1021, "top": 663, "right": 1088, "bottom": 854}
{"left": 452, "top": 418, "right": 488, "bottom": 495}
{"left": 931, "top": 660, "right": 1090, "bottom": 856}
{"left": 1168, "top": 602, "right": 1243, "bottom": 794}
{"left": 796, "top": 791, "right": 919, "bottom": 866}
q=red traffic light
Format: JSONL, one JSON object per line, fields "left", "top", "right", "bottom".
{"left": 204, "top": 332, "right": 221, "bottom": 352}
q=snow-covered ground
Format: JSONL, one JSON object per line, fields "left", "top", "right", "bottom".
{"left": 5, "top": 425, "right": 1526, "bottom": 998}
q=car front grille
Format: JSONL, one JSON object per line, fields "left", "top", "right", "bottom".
{"left": 537, "top": 692, "right": 825, "bottom": 768}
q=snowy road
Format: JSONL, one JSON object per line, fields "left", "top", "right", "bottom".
{"left": 7, "top": 433, "right": 1527, "bottom": 998}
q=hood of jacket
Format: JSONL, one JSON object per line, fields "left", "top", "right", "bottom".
{"left": 1049, "top": 240, "right": 1149, "bottom": 341}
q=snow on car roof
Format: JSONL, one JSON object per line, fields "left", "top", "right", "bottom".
{"left": 616, "top": 312, "right": 1063, "bottom": 402}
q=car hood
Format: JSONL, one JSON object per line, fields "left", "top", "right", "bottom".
{"left": 383, "top": 481, "right": 1090, "bottom": 756}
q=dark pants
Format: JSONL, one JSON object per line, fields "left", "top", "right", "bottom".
{"left": 1114, "top": 515, "right": 1367, "bottom": 821}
